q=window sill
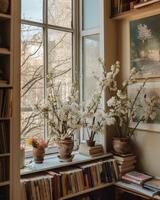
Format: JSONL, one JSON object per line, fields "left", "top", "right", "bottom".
{"left": 21, "top": 152, "right": 113, "bottom": 176}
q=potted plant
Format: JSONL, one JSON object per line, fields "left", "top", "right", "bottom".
{"left": 27, "top": 137, "right": 48, "bottom": 163}
{"left": 81, "top": 59, "right": 121, "bottom": 146}
{"left": 36, "top": 73, "right": 82, "bottom": 161}
{"left": 106, "top": 63, "right": 160, "bottom": 154}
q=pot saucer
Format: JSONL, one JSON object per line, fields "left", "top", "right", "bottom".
{"left": 57, "top": 154, "right": 74, "bottom": 162}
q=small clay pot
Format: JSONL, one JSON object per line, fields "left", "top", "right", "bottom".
{"left": 0, "top": 0, "right": 9, "bottom": 14}
{"left": 32, "top": 147, "right": 45, "bottom": 164}
{"left": 112, "top": 137, "right": 131, "bottom": 154}
{"left": 86, "top": 139, "right": 95, "bottom": 147}
{"left": 57, "top": 138, "right": 74, "bottom": 160}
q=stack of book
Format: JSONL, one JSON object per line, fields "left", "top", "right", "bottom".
{"left": 21, "top": 175, "right": 53, "bottom": 200}
{"left": 114, "top": 154, "right": 136, "bottom": 177}
{"left": 122, "top": 171, "right": 152, "bottom": 185}
{"left": 79, "top": 143, "right": 104, "bottom": 157}
{"left": 144, "top": 179, "right": 160, "bottom": 192}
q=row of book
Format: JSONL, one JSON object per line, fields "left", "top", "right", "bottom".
{"left": 111, "top": 0, "right": 131, "bottom": 16}
{"left": 0, "top": 89, "right": 12, "bottom": 117}
{"left": 122, "top": 171, "right": 160, "bottom": 193}
{"left": 0, "top": 121, "right": 10, "bottom": 154}
{"left": 21, "top": 159, "right": 119, "bottom": 200}
{"left": 0, "top": 157, "right": 9, "bottom": 182}
{"left": 114, "top": 154, "right": 136, "bottom": 177}
{"left": 21, "top": 175, "right": 52, "bottom": 200}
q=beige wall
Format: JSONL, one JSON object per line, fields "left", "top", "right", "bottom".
{"left": 116, "top": 9, "right": 160, "bottom": 176}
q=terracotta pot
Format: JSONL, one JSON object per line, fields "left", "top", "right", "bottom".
{"left": 0, "top": 0, "right": 9, "bottom": 14}
{"left": 58, "top": 138, "right": 74, "bottom": 159}
{"left": 112, "top": 137, "right": 131, "bottom": 154}
{"left": 32, "top": 147, "right": 45, "bottom": 164}
{"left": 86, "top": 139, "right": 95, "bottom": 147}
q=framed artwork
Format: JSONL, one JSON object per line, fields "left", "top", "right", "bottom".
{"left": 130, "top": 14, "right": 160, "bottom": 78}
{"left": 128, "top": 82, "right": 160, "bottom": 132}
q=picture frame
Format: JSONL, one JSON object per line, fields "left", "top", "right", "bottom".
{"left": 130, "top": 14, "right": 160, "bottom": 79}
{"left": 128, "top": 82, "right": 160, "bottom": 132}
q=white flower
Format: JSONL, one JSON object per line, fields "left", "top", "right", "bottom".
{"left": 107, "top": 97, "right": 117, "bottom": 107}
{"left": 137, "top": 24, "right": 152, "bottom": 42}
{"left": 117, "top": 90, "right": 127, "bottom": 100}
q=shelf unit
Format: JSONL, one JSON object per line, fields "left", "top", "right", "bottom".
{"left": 111, "top": 0, "right": 160, "bottom": 20}
{"left": 21, "top": 154, "right": 116, "bottom": 199}
{"left": 0, "top": 0, "right": 20, "bottom": 200}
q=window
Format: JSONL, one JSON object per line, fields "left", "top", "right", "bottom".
{"left": 80, "top": 0, "right": 105, "bottom": 144}
{"left": 21, "top": 0, "right": 104, "bottom": 153}
{"left": 21, "top": 0, "right": 78, "bottom": 151}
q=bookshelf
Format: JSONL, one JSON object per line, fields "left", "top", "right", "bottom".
{"left": 0, "top": 0, "right": 20, "bottom": 200}
{"left": 21, "top": 155, "right": 118, "bottom": 199}
{"left": 0, "top": 0, "right": 12, "bottom": 199}
{"left": 111, "top": 0, "right": 160, "bottom": 20}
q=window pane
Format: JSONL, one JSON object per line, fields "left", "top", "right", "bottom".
{"left": 21, "top": 25, "right": 44, "bottom": 150}
{"left": 48, "top": 29, "right": 72, "bottom": 101}
{"left": 82, "top": 34, "right": 100, "bottom": 102}
{"left": 48, "top": 0, "right": 72, "bottom": 28}
{"left": 82, "top": 34, "right": 102, "bottom": 143}
{"left": 83, "top": 0, "right": 100, "bottom": 30}
{"left": 21, "top": 0, "right": 43, "bottom": 22}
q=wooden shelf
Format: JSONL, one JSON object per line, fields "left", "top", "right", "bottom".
{"left": 111, "top": 1, "right": 160, "bottom": 20}
{"left": 0, "top": 48, "right": 10, "bottom": 55}
{"left": 0, "top": 13, "right": 11, "bottom": 21}
{"left": 0, "top": 153, "right": 10, "bottom": 157}
{"left": 59, "top": 182, "right": 114, "bottom": 200}
{"left": 0, "top": 84, "right": 13, "bottom": 89}
{"left": 0, "top": 181, "right": 10, "bottom": 187}
{"left": 0, "top": 117, "right": 11, "bottom": 121}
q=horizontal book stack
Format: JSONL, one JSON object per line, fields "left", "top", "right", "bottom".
{"left": 21, "top": 175, "right": 53, "bottom": 200}
{"left": 114, "top": 154, "right": 136, "bottom": 177}
{"left": 122, "top": 171, "right": 152, "bottom": 185}
{"left": 79, "top": 143, "right": 104, "bottom": 157}
{"left": 0, "top": 121, "right": 10, "bottom": 154}
{"left": 144, "top": 179, "right": 160, "bottom": 192}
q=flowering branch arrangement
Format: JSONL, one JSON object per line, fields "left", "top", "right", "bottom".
{"left": 27, "top": 137, "right": 48, "bottom": 149}
{"left": 35, "top": 73, "right": 82, "bottom": 141}
{"left": 106, "top": 63, "right": 160, "bottom": 138}
{"left": 81, "top": 59, "right": 120, "bottom": 141}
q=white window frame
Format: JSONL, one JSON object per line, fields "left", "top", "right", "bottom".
{"left": 80, "top": 0, "right": 106, "bottom": 150}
